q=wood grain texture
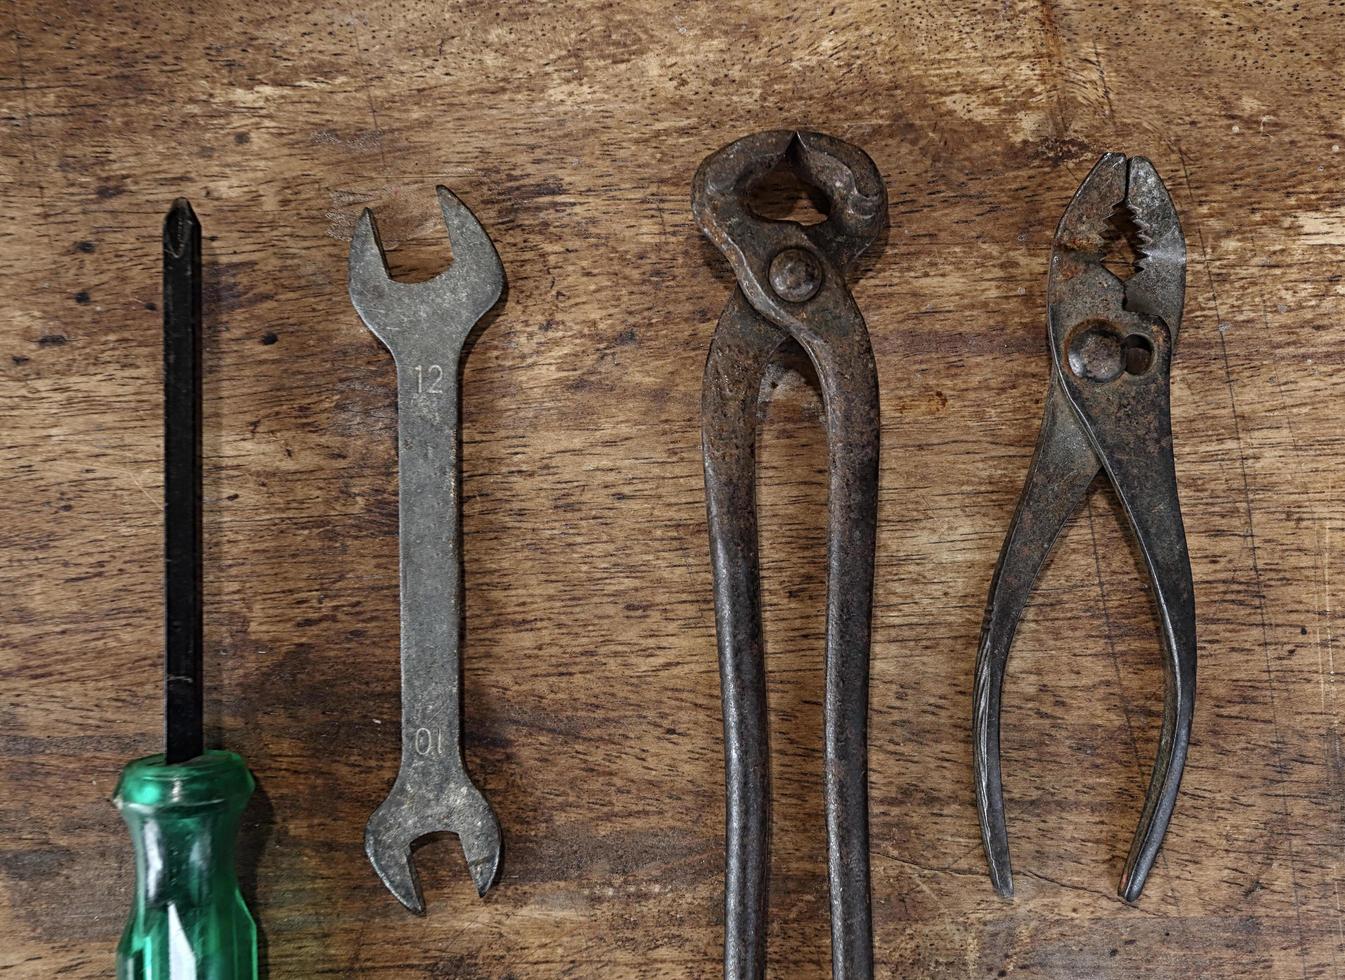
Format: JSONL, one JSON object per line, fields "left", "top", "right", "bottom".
{"left": 2, "top": 0, "right": 1343, "bottom": 976}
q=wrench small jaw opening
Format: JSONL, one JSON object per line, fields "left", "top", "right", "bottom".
{"left": 365, "top": 787, "right": 503, "bottom": 912}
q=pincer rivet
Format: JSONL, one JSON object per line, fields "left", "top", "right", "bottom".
{"left": 768, "top": 247, "right": 823, "bottom": 303}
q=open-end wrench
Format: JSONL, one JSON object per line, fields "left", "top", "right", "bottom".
{"left": 348, "top": 186, "right": 504, "bottom": 912}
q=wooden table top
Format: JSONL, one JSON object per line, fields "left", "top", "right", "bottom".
{"left": 4, "top": 1, "right": 1344, "bottom": 976}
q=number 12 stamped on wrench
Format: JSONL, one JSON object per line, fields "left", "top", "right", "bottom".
{"left": 348, "top": 187, "right": 504, "bottom": 911}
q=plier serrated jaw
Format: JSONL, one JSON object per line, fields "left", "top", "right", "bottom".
{"left": 974, "top": 153, "right": 1194, "bottom": 904}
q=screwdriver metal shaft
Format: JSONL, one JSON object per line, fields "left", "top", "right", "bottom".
{"left": 163, "top": 198, "right": 204, "bottom": 765}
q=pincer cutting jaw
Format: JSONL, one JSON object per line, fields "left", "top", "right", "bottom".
{"left": 693, "top": 130, "right": 887, "bottom": 284}
{"left": 974, "top": 154, "right": 1193, "bottom": 904}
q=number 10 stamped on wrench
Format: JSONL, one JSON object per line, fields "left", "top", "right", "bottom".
{"left": 348, "top": 187, "right": 504, "bottom": 911}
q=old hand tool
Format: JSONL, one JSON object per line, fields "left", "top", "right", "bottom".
{"left": 972, "top": 153, "right": 1192, "bottom": 903}
{"left": 695, "top": 131, "right": 886, "bottom": 979}
{"left": 115, "top": 200, "right": 258, "bottom": 979}
{"left": 348, "top": 187, "right": 504, "bottom": 912}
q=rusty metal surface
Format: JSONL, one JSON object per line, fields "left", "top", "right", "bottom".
{"left": 972, "top": 153, "right": 1194, "bottom": 904}
{"left": 694, "top": 131, "right": 887, "bottom": 979}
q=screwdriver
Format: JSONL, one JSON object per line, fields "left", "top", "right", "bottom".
{"left": 114, "top": 200, "right": 258, "bottom": 980}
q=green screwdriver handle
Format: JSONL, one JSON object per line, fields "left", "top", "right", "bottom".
{"left": 114, "top": 751, "right": 258, "bottom": 980}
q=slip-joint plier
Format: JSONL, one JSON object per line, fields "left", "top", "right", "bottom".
{"left": 973, "top": 152, "right": 1193, "bottom": 904}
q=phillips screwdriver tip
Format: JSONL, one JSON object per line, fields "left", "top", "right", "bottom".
{"left": 164, "top": 199, "right": 200, "bottom": 260}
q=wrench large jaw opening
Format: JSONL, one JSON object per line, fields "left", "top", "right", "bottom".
{"left": 348, "top": 186, "right": 504, "bottom": 353}
{"left": 365, "top": 784, "right": 503, "bottom": 913}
